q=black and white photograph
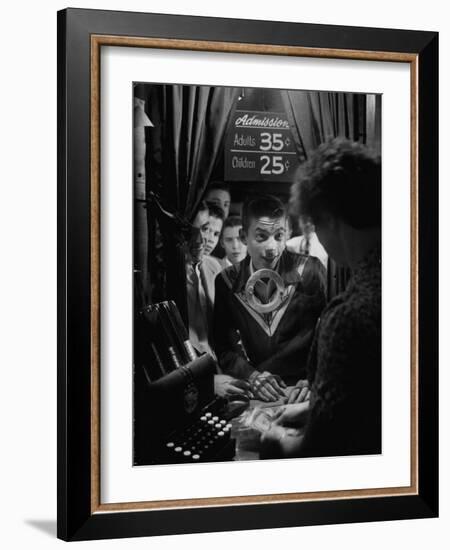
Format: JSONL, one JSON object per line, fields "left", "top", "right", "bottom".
{"left": 0, "top": 0, "right": 444, "bottom": 546}
{"left": 132, "top": 83, "right": 382, "bottom": 466}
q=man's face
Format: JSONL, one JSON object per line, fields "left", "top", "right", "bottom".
{"left": 244, "top": 216, "right": 287, "bottom": 270}
{"left": 298, "top": 216, "right": 315, "bottom": 237}
{"left": 205, "top": 189, "right": 231, "bottom": 219}
{"left": 188, "top": 209, "right": 209, "bottom": 263}
{"left": 222, "top": 225, "right": 247, "bottom": 265}
{"left": 204, "top": 215, "right": 223, "bottom": 256}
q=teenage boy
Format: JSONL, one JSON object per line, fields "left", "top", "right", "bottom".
{"left": 185, "top": 202, "right": 222, "bottom": 357}
{"left": 213, "top": 195, "right": 326, "bottom": 401}
{"left": 203, "top": 203, "right": 225, "bottom": 257}
{"left": 204, "top": 182, "right": 231, "bottom": 219}
{"left": 220, "top": 216, "right": 247, "bottom": 268}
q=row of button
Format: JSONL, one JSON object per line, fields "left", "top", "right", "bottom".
{"left": 163, "top": 411, "right": 232, "bottom": 463}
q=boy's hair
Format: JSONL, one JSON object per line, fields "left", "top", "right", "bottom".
{"left": 192, "top": 200, "right": 209, "bottom": 220}
{"left": 290, "top": 138, "right": 381, "bottom": 229}
{"left": 222, "top": 215, "right": 243, "bottom": 231}
{"left": 205, "top": 202, "right": 225, "bottom": 221}
{"left": 242, "top": 195, "right": 286, "bottom": 233}
{"left": 206, "top": 181, "right": 231, "bottom": 195}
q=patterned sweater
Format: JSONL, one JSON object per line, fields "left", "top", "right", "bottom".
{"left": 213, "top": 250, "right": 326, "bottom": 385}
{"left": 301, "top": 246, "right": 382, "bottom": 457}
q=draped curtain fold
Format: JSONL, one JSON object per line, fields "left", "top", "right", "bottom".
{"left": 141, "top": 84, "right": 239, "bottom": 318}
{"left": 281, "top": 90, "right": 379, "bottom": 299}
{"left": 147, "top": 84, "right": 238, "bottom": 220}
{"left": 282, "top": 92, "right": 356, "bottom": 157}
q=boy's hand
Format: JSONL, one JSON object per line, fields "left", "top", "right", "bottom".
{"left": 249, "top": 371, "right": 286, "bottom": 402}
{"left": 214, "top": 374, "right": 251, "bottom": 398}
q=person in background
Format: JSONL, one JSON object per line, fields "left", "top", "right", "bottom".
{"left": 286, "top": 215, "right": 328, "bottom": 270}
{"left": 261, "top": 138, "right": 382, "bottom": 459}
{"left": 220, "top": 216, "right": 247, "bottom": 268}
{"left": 185, "top": 201, "right": 251, "bottom": 399}
{"left": 204, "top": 182, "right": 231, "bottom": 219}
{"left": 213, "top": 195, "right": 326, "bottom": 402}
{"left": 185, "top": 201, "right": 222, "bottom": 357}
{"left": 204, "top": 203, "right": 225, "bottom": 257}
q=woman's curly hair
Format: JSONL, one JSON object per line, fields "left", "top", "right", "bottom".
{"left": 290, "top": 138, "right": 381, "bottom": 229}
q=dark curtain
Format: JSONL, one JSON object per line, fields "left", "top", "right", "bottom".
{"left": 139, "top": 84, "right": 239, "bottom": 320}
{"left": 281, "top": 90, "right": 380, "bottom": 300}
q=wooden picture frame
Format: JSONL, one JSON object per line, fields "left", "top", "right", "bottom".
{"left": 57, "top": 8, "right": 438, "bottom": 541}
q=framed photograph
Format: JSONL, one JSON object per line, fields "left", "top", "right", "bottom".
{"left": 57, "top": 8, "right": 438, "bottom": 541}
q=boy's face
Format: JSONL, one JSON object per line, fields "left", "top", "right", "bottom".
{"left": 222, "top": 225, "right": 247, "bottom": 264}
{"left": 188, "top": 209, "right": 209, "bottom": 263}
{"left": 243, "top": 216, "right": 287, "bottom": 270}
{"left": 204, "top": 215, "right": 223, "bottom": 256}
{"left": 205, "top": 189, "right": 231, "bottom": 218}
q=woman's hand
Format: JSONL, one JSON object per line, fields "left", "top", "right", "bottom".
{"left": 272, "top": 401, "right": 310, "bottom": 427}
{"left": 286, "top": 379, "right": 311, "bottom": 404}
{"left": 260, "top": 425, "right": 304, "bottom": 458}
{"left": 259, "top": 402, "right": 310, "bottom": 458}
